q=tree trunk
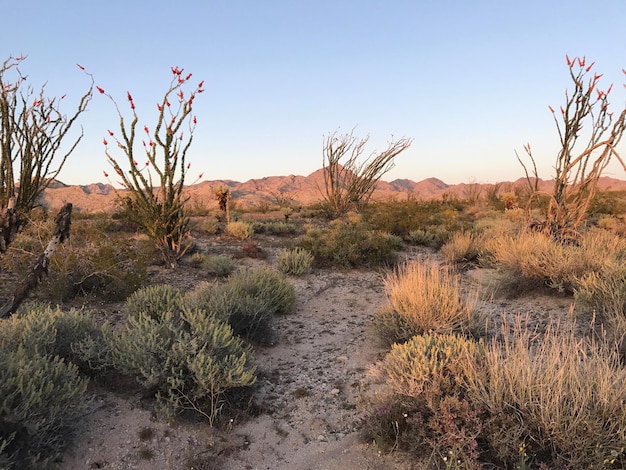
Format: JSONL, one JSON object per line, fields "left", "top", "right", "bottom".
{"left": 0, "top": 203, "right": 72, "bottom": 318}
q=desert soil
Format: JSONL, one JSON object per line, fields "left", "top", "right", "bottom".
{"left": 52, "top": 238, "right": 575, "bottom": 470}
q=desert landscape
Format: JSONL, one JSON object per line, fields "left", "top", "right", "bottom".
{"left": 2, "top": 171, "right": 625, "bottom": 470}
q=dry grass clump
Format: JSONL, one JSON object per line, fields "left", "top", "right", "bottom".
{"left": 464, "top": 318, "right": 626, "bottom": 469}
{"left": 440, "top": 231, "right": 483, "bottom": 267}
{"left": 372, "top": 260, "right": 482, "bottom": 345}
{"left": 226, "top": 221, "right": 254, "bottom": 240}
{"left": 366, "top": 317, "right": 626, "bottom": 469}
{"left": 485, "top": 228, "right": 626, "bottom": 294}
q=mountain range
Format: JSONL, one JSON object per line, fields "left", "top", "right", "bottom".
{"left": 41, "top": 168, "right": 626, "bottom": 214}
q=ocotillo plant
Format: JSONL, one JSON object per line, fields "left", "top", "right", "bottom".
{"left": 518, "top": 56, "right": 626, "bottom": 240}
{"left": 0, "top": 56, "right": 93, "bottom": 253}
{"left": 101, "top": 67, "right": 204, "bottom": 266}
{"left": 320, "top": 129, "right": 413, "bottom": 218}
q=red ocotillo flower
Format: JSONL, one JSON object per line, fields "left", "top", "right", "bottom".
{"left": 96, "top": 86, "right": 105, "bottom": 94}
{"left": 103, "top": 171, "right": 109, "bottom": 178}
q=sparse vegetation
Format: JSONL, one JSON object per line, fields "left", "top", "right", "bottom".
{"left": 373, "top": 260, "right": 481, "bottom": 345}
{"left": 298, "top": 220, "right": 399, "bottom": 268}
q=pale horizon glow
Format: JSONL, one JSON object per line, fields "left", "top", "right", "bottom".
{"left": 3, "top": 1, "right": 626, "bottom": 186}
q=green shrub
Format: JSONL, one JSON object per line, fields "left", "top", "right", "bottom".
{"left": 185, "top": 268, "right": 296, "bottom": 344}
{"left": 404, "top": 228, "right": 443, "bottom": 248}
{"left": 226, "top": 221, "right": 253, "bottom": 240}
{"left": 0, "top": 347, "right": 89, "bottom": 469}
{"left": 1, "top": 217, "right": 152, "bottom": 302}
{"left": 251, "top": 221, "right": 298, "bottom": 236}
{"left": 201, "top": 254, "right": 237, "bottom": 277}
{"left": 276, "top": 247, "right": 313, "bottom": 276}
{"left": 363, "top": 199, "right": 472, "bottom": 238}
{"left": 297, "top": 220, "right": 398, "bottom": 268}
{"left": 373, "top": 260, "right": 481, "bottom": 345}
{"left": 0, "top": 306, "right": 95, "bottom": 468}
{"left": 98, "top": 306, "right": 256, "bottom": 424}
{"left": 125, "top": 284, "right": 184, "bottom": 321}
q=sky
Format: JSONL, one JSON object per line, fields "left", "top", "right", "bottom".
{"left": 2, "top": 0, "right": 626, "bottom": 186}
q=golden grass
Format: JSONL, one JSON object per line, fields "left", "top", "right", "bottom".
{"left": 373, "top": 260, "right": 482, "bottom": 344}
{"left": 464, "top": 316, "right": 626, "bottom": 468}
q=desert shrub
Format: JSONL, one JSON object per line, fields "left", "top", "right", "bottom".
{"left": 184, "top": 268, "right": 295, "bottom": 344}
{"left": 363, "top": 333, "right": 485, "bottom": 467}
{"left": 0, "top": 304, "right": 102, "bottom": 370}
{"left": 404, "top": 228, "right": 443, "bottom": 248}
{"left": 0, "top": 347, "right": 89, "bottom": 469}
{"left": 297, "top": 220, "right": 398, "bottom": 268}
{"left": 487, "top": 228, "right": 626, "bottom": 294}
{"left": 276, "top": 247, "right": 313, "bottom": 276}
{"left": 363, "top": 198, "right": 472, "bottom": 239}
{"left": 372, "top": 260, "right": 481, "bottom": 345}
{"left": 226, "top": 221, "right": 253, "bottom": 240}
{"left": 0, "top": 306, "right": 96, "bottom": 468}
{"left": 440, "top": 231, "right": 483, "bottom": 267}
{"left": 201, "top": 254, "right": 238, "bottom": 277}
{"left": 465, "top": 319, "right": 626, "bottom": 469}
{"left": 192, "top": 218, "right": 221, "bottom": 235}
{"left": 125, "top": 284, "right": 184, "bottom": 321}
{"left": 98, "top": 306, "right": 256, "bottom": 424}
{"left": 236, "top": 241, "right": 266, "bottom": 259}
{"left": 251, "top": 221, "right": 298, "bottom": 236}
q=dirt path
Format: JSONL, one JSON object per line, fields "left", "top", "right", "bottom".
{"left": 57, "top": 266, "right": 416, "bottom": 470}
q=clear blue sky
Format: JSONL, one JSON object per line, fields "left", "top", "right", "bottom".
{"left": 2, "top": 0, "right": 626, "bottom": 185}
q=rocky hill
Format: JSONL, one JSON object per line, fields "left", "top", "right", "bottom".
{"left": 40, "top": 170, "right": 626, "bottom": 214}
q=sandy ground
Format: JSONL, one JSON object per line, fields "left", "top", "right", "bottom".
{"left": 53, "top": 242, "right": 574, "bottom": 470}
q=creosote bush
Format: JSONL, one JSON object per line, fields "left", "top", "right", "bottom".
{"left": 276, "top": 247, "right": 313, "bottom": 276}
{"left": 373, "top": 260, "right": 481, "bottom": 345}
{"left": 298, "top": 220, "right": 398, "bottom": 268}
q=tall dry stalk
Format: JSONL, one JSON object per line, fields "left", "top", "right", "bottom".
{"left": 518, "top": 56, "right": 626, "bottom": 240}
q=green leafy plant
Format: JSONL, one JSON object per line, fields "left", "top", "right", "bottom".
{"left": 101, "top": 66, "right": 205, "bottom": 266}
{"left": 184, "top": 268, "right": 295, "bottom": 344}
{"left": 93, "top": 304, "right": 256, "bottom": 425}
{"left": 0, "top": 305, "right": 97, "bottom": 468}
{"left": 363, "top": 333, "right": 485, "bottom": 468}
{"left": 276, "top": 247, "right": 313, "bottom": 276}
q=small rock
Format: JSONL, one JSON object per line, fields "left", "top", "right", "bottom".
{"left": 330, "top": 388, "right": 341, "bottom": 395}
